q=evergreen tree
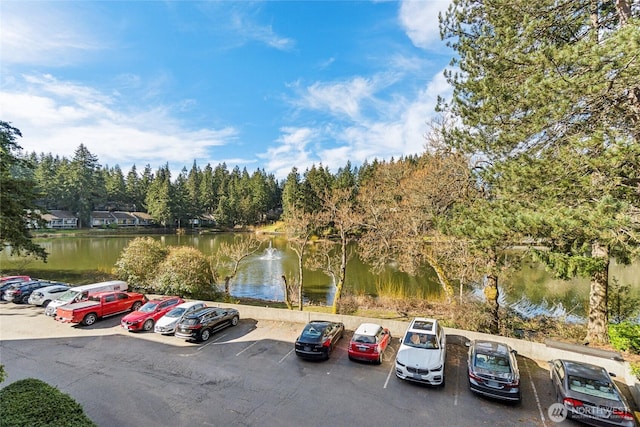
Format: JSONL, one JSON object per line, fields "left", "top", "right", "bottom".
{"left": 440, "top": 0, "right": 640, "bottom": 342}
{"left": 125, "top": 165, "right": 142, "bottom": 211}
{"left": 67, "top": 144, "right": 101, "bottom": 227}
{"left": 145, "top": 164, "right": 172, "bottom": 227}
{"left": 0, "top": 121, "right": 47, "bottom": 260}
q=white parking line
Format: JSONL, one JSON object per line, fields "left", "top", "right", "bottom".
{"left": 236, "top": 340, "right": 259, "bottom": 356}
{"left": 196, "top": 332, "right": 228, "bottom": 351}
{"left": 383, "top": 346, "right": 396, "bottom": 389}
{"left": 524, "top": 358, "right": 547, "bottom": 427}
{"left": 279, "top": 348, "right": 294, "bottom": 364}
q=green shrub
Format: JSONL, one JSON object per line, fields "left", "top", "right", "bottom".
{"left": 630, "top": 362, "right": 640, "bottom": 381}
{"left": 0, "top": 378, "right": 96, "bottom": 427}
{"left": 608, "top": 322, "right": 640, "bottom": 354}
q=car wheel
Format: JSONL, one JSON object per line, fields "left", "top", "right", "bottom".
{"left": 439, "top": 375, "right": 446, "bottom": 387}
{"left": 83, "top": 313, "right": 97, "bottom": 326}
{"left": 43, "top": 300, "right": 51, "bottom": 307}
{"left": 376, "top": 351, "right": 383, "bottom": 365}
{"left": 231, "top": 316, "right": 239, "bottom": 326}
{"left": 200, "top": 329, "right": 211, "bottom": 342}
{"left": 131, "top": 301, "right": 142, "bottom": 311}
{"left": 143, "top": 319, "right": 154, "bottom": 331}
{"left": 21, "top": 295, "right": 30, "bottom": 304}
{"left": 325, "top": 344, "right": 333, "bottom": 360}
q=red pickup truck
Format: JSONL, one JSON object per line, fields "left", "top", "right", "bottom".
{"left": 55, "top": 291, "right": 147, "bottom": 326}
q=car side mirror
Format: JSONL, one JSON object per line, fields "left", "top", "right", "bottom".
{"left": 399, "top": 337, "right": 403, "bottom": 344}
{"left": 465, "top": 341, "right": 471, "bottom": 347}
{"left": 511, "top": 349, "right": 518, "bottom": 355}
{"left": 609, "top": 372, "right": 617, "bottom": 377}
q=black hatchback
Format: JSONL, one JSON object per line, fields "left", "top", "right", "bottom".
{"left": 295, "top": 320, "right": 345, "bottom": 360}
{"left": 175, "top": 306, "right": 240, "bottom": 342}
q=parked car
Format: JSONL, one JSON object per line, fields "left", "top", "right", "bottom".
{"left": 175, "top": 307, "right": 239, "bottom": 342}
{"left": 28, "top": 284, "right": 71, "bottom": 307}
{"left": 0, "top": 275, "right": 31, "bottom": 285}
{"left": 294, "top": 320, "right": 345, "bottom": 360}
{"left": 0, "top": 276, "right": 32, "bottom": 300}
{"left": 466, "top": 340, "right": 521, "bottom": 402}
{"left": 3, "top": 280, "right": 63, "bottom": 304}
{"left": 549, "top": 359, "right": 635, "bottom": 427}
{"left": 395, "top": 317, "right": 446, "bottom": 386}
{"left": 121, "top": 296, "right": 184, "bottom": 332}
{"left": 55, "top": 291, "right": 146, "bottom": 326}
{"left": 154, "top": 301, "right": 207, "bottom": 335}
{"left": 45, "top": 280, "right": 128, "bottom": 316}
{"left": 348, "top": 323, "right": 391, "bottom": 364}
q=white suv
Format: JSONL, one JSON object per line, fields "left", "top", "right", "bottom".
{"left": 395, "top": 317, "right": 446, "bottom": 386}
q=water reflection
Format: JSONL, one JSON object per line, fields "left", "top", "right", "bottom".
{"left": 1, "top": 234, "right": 637, "bottom": 316}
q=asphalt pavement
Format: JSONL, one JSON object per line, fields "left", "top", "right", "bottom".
{"left": 0, "top": 302, "right": 591, "bottom": 427}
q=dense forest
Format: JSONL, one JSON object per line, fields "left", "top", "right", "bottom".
{"left": 20, "top": 144, "right": 283, "bottom": 229}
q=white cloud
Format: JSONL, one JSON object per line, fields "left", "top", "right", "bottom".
{"left": 263, "top": 68, "right": 453, "bottom": 179}
{"left": 399, "top": 0, "right": 451, "bottom": 50}
{"left": 0, "top": 2, "right": 106, "bottom": 66}
{"left": 1, "top": 74, "right": 237, "bottom": 176}
{"left": 198, "top": 2, "right": 295, "bottom": 51}
{"left": 260, "top": 127, "right": 317, "bottom": 178}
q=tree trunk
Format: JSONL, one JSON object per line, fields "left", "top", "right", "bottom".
{"left": 585, "top": 242, "right": 610, "bottom": 344}
{"left": 424, "top": 253, "right": 455, "bottom": 304}
{"left": 484, "top": 273, "right": 500, "bottom": 334}
{"left": 331, "top": 234, "right": 348, "bottom": 314}
{"left": 281, "top": 275, "right": 292, "bottom": 310}
{"left": 298, "top": 255, "right": 304, "bottom": 311}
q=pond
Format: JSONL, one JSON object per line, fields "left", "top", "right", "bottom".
{"left": 0, "top": 233, "right": 638, "bottom": 322}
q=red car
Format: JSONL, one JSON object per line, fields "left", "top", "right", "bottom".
{"left": 121, "top": 296, "right": 184, "bottom": 332}
{"left": 348, "top": 323, "right": 392, "bottom": 364}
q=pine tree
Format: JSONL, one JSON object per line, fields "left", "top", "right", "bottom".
{"left": 440, "top": 0, "right": 640, "bottom": 343}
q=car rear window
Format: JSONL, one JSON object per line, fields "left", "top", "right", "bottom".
{"left": 352, "top": 334, "right": 375, "bottom": 344}
{"left": 474, "top": 353, "right": 511, "bottom": 373}
{"left": 302, "top": 325, "right": 324, "bottom": 339}
{"left": 567, "top": 375, "right": 620, "bottom": 400}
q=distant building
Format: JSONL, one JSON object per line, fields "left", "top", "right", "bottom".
{"left": 90, "top": 211, "right": 155, "bottom": 228}
{"left": 41, "top": 210, "right": 79, "bottom": 229}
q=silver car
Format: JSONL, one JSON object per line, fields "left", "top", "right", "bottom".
{"left": 549, "top": 359, "right": 636, "bottom": 427}
{"left": 28, "top": 284, "right": 71, "bottom": 307}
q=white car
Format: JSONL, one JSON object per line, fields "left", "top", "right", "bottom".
{"left": 395, "top": 317, "right": 446, "bottom": 386}
{"left": 154, "top": 301, "right": 207, "bottom": 335}
{"left": 27, "top": 284, "right": 70, "bottom": 307}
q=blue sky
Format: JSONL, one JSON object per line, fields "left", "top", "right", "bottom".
{"left": 1, "top": 1, "right": 453, "bottom": 180}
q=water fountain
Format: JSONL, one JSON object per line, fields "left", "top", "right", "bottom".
{"left": 261, "top": 240, "right": 280, "bottom": 260}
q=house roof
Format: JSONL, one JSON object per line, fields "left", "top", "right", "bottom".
{"left": 41, "top": 210, "right": 77, "bottom": 220}
{"left": 111, "top": 211, "right": 135, "bottom": 219}
{"left": 91, "top": 211, "right": 114, "bottom": 219}
{"left": 131, "top": 212, "right": 153, "bottom": 220}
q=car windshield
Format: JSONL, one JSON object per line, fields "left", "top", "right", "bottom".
{"left": 568, "top": 375, "right": 620, "bottom": 400}
{"left": 59, "top": 290, "right": 81, "bottom": 302}
{"left": 139, "top": 302, "right": 159, "bottom": 313}
{"left": 352, "top": 334, "right": 375, "bottom": 344}
{"left": 166, "top": 307, "right": 186, "bottom": 318}
{"left": 474, "top": 353, "right": 511, "bottom": 373}
{"left": 403, "top": 332, "right": 439, "bottom": 349}
{"left": 301, "top": 325, "right": 324, "bottom": 339}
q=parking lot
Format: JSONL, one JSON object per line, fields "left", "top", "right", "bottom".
{"left": 0, "top": 303, "right": 598, "bottom": 426}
